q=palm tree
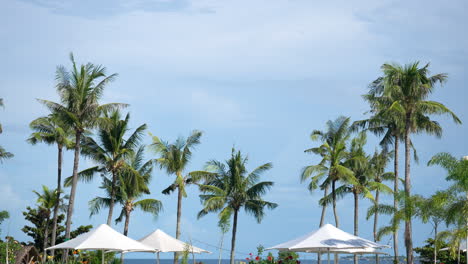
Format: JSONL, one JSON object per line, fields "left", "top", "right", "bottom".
{"left": 416, "top": 191, "right": 451, "bottom": 264}
{"left": 353, "top": 81, "right": 406, "bottom": 264}
{"left": 72, "top": 110, "right": 146, "bottom": 226}
{"left": 115, "top": 146, "right": 163, "bottom": 236}
{"left": 33, "top": 185, "right": 60, "bottom": 260}
{"left": 0, "top": 98, "right": 13, "bottom": 162}
{"left": 366, "top": 148, "right": 394, "bottom": 264}
{"left": 301, "top": 116, "right": 353, "bottom": 228}
{"left": 379, "top": 62, "right": 461, "bottom": 264}
{"left": 428, "top": 153, "right": 468, "bottom": 262}
{"left": 150, "top": 130, "right": 207, "bottom": 264}
{"left": 39, "top": 53, "right": 125, "bottom": 242}
{"left": 28, "top": 114, "right": 73, "bottom": 253}
{"left": 198, "top": 148, "right": 277, "bottom": 264}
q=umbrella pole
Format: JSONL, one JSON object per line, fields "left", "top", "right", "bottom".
{"left": 101, "top": 250, "right": 104, "bottom": 264}
{"left": 157, "top": 252, "right": 160, "bottom": 264}
{"left": 327, "top": 249, "right": 330, "bottom": 264}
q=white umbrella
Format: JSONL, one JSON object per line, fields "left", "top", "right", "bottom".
{"left": 138, "top": 229, "right": 211, "bottom": 264}
{"left": 440, "top": 240, "right": 467, "bottom": 252}
{"left": 46, "top": 224, "right": 155, "bottom": 264}
{"left": 267, "top": 224, "right": 388, "bottom": 264}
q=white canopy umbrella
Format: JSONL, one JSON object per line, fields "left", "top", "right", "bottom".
{"left": 46, "top": 224, "right": 155, "bottom": 264}
{"left": 267, "top": 224, "right": 388, "bottom": 264}
{"left": 138, "top": 229, "right": 211, "bottom": 264}
{"left": 440, "top": 240, "right": 467, "bottom": 252}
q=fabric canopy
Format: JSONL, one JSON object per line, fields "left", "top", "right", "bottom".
{"left": 138, "top": 229, "right": 211, "bottom": 253}
{"left": 46, "top": 224, "right": 155, "bottom": 252}
{"left": 440, "top": 240, "right": 467, "bottom": 252}
{"left": 267, "top": 224, "right": 387, "bottom": 252}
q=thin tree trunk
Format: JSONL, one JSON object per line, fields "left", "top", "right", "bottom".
{"left": 374, "top": 189, "right": 380, "bottom": 264}
{"left": 218, "top": 232, "right": 225, "bottom": 264}
{"left": 107, "top": 171, "right": 117, "bottom": 226}
{"left": 121, "top": 209, "right": 131, "bottom": 264}
{"left": 174, "top": 186, "right": 183, "bottom": 264}
{"left": 393, "top": 136, "right": 399, "bottom": 264}
{"left": 50, "top": 145, "right": 63, "bottom": 257}
{"left": 230, "top": 210, "right": 238, "bottom": 264}
{"left": 353, "top": 190, "right": 359, "bottom": 264}
{"left": 433, "top": 224, "right": 437, "bottom": 264}
{"left": 332, "top": 180, "right": 339, "bottom": 228}
{"left": 404, "top": 116, "right": 413, "bottom": 264}
{"left": 43, "top": 216, "right": 50, "bottom": 262}
{"left": 65, "top": 131, "right": 82, "bottom": 260}
{"left": 318, "top": 186, "right": 329, "bottom": 264}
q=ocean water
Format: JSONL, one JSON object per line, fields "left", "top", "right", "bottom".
{"left": 125, "top": 259, "right": 410, "bottom": 264}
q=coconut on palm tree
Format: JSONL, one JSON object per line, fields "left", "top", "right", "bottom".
{"left": 198, "top": 148, "right": 277, "bottom": 264}
{"left": 150, "top": 130, "right": 209, "bottom": 264}
{"left": 67, "top": 110, "right": 146, "bottom": 226}
{"left": 39, "top": 53, "right": 126, "bottom": 242}
{"left": 28, "top": 113, "right": 73, "bottom": 253}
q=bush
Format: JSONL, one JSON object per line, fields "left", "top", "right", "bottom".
{"left": 0, "top": 237, "right": 24, "bottom": 264}
{"left": 414, "top": 238, "right": 466, "bottom": 264}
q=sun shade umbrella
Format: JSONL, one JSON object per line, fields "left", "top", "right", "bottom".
{"left": 267, "top": 224, "right": 388, "bottom": 264}
{"left": 46, "top": 224, "right": 155, "bottom": 264}
{"left": 138, "top": 229, "right": 211, "bottom": 264}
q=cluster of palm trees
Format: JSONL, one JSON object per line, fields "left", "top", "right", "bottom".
{"left": 25, "top": 54, "right": 277, "bottom": 264}
{"left": 301, "top": 62, "right": 462, "bottom": 264}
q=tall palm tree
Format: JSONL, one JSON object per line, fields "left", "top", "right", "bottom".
{"left": 33, "top": 185, "right": 60, "bottom": 260}
{"left": 301, "top": 116, "right": 353, "bottom": 228}
{"left": 198, "top": 148, "right": 278, "bottom": 264}
{"left": 0, "top": 98, "right": 13, "bottom": 163}
{"left": 366, "top": 148, "right": 394, "bottom": 264}
{"left": 73, "top": 110, "right": 146, "bottom": 226}
{"left": 150, "top": 130, "right": 207, "bottom": 264}
{"left": 28, "top": 114, "right": 73, "bottom": 253}
{"left": 380, "top": 62, "right": 461, "bottom": 264}
{"left": 353, "top": 81, "right": 406, "bottom": 264}
{"left": 39, "top": 53, "right": 125, "bottom": 242}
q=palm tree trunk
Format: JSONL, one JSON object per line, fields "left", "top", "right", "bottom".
{"left": 374, "top": 189, "right": 380, "bottom": 264}
{"left": 404, "top": 116, "right": 413, "bottom": 264}
{"left": 121, "top": 209, "right": 131, "bottom": 264}
{"left": 218, "top": 231, "right": 225, "bottom": 264}
{"left": 230, "top": 210, "right": 238, "bottom": 264}
{"left": 43, "top": 215, "right": 50, "bottom": 262}
{"left": 353, "top": 190, "right": 359, "bottom": 264}
{"left": 393, "top": 136, "right": 399, "bottom": 264}
{"left": 174, "top": 186, "right": 183, "bottom": 264}
{"left": 433, "top": 224, "right": 437, "bottom": 264}
{"left": 332, "top": 180, "right": 339, "bottom": 228}
{"left": 318, "top": 186, "right": 329, "bottom": 264}
{"left": 65, "top": 131, "right": 82, "bottom": 260}
{"left": 107, "top": 171, "right": 117, "bottom": 226}
{"left": 50, "top": 145, "right": 63, "bottom": 257}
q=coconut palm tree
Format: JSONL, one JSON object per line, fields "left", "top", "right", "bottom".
{"left": 28, "top": 114, "right": 73, "bottom": 253}
{"left": 150, "top": 130, "right": 208, "bottom": 264}
{"left": 0, "top": 98, "right": 13, "bottom": 163}
{"left": 301, "top": 116, "right": 353, "bottom": 228}
{"left": 197, "top": 148, "right": 277, "bottom": 264}
{"left": 70, "top": 110, "right": 146, "bottom": 226}
{"left": 366, "top": 148, "right": 394, "bottom": 264}
{"left": 379, "top": 62, "right": 461, "bottom": 264}
{"left": 114, "top": 146, "right": 163, "bottom": 236}
{"left": 33, "top": 185, "right": 60, "bottom": 260}
{"left": 38, "top": 53, "right": 125, "bottom": 241}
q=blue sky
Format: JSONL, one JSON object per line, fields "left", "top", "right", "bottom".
{"left": 1, "top": 0, "right": 467, "bottom": 260}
